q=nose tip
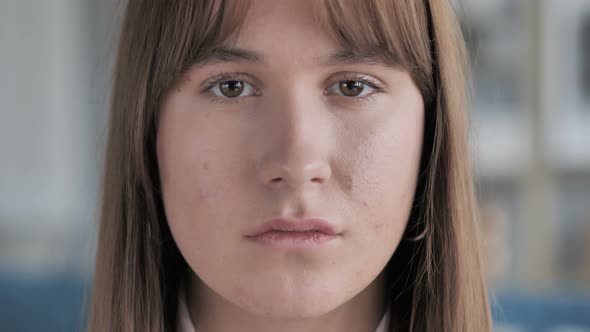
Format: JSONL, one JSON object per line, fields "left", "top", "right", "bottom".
{"left": 260, "top": 162, "right": 332, "bottom": 190}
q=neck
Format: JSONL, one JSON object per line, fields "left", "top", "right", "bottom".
{"left": 186, "top": 271, "right": 388, "bottom": 332}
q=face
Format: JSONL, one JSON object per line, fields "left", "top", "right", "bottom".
{"left": 157, "top": 0, "right": 424, "bottom": 319}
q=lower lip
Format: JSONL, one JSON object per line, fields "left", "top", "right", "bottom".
{"left": 246, "top": 231, "right": 338, "bottom": 249}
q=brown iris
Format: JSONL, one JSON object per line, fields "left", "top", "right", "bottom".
{"left": 220, "top": 80, "right": 244, "bottom": 98}
{"left": 339, "top": 80, "right": 365, "bottom": 97}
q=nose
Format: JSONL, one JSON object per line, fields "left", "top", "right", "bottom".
{"left": 256, "top": 93, "right": 332, "bottom": 191}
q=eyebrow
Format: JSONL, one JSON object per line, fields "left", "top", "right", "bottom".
{"left": 192, "top": 47, "right": 264, "bottom": 66}
{"left": 191, "top": 47, "right": 398, "bottom": 67}
{"left": 320, "top": 50, "right": 400, "bottom": 67}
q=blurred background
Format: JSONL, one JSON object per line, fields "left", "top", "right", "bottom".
{"left": 0, "top": 0, "right": 589, "bottom": 331}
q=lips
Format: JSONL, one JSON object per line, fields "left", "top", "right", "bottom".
{"left": 245, "top": 218, "right": 340, "bottom": 237}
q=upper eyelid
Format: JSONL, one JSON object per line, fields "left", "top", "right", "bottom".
{"left": 200, "top": 71, "right": 385, "bottom": 93}
{"left": 200, "top": 72, "right": 262, "bottom": 92}
{"left": 326, "top": 73, "right": 384, "bottom": 87}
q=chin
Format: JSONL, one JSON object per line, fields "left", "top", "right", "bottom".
{"left": 230, "top": 282, "right": 345, "bottom": 319}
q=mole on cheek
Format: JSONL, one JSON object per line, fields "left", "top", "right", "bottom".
{"left": 202, "top": 161, "right": 209, "bottom": 170}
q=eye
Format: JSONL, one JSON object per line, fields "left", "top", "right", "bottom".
{"left": 210, "top": 80, "right": 258, "bottom": 98}
{"left": 339, "top": 80, "right": 369, "bottom": 97}
{"left": 325, "top": 76, "right": 382, "bottom": 98}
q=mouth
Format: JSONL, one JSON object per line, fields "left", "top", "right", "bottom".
{"left": 245, "top": 217, "right": 341, "bottom": 237}
{"left": 244, "top": 217, "right": 342, "bottom": 249}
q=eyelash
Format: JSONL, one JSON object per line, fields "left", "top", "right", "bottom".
{"left": 324, "top": 73, "right": 385, "bottom": 105}
{"left": 201, "top": 72, "right": 386, "bottom": 105}
{"left": 201, "top": 72, "right": 258, "bottom": 104}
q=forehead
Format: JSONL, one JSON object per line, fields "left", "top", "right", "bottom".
{"left": 175, "top": 0, "right": 432, "bottom": 94}
{"left": 223, "top": 0, "right": 338, "bottom": 61}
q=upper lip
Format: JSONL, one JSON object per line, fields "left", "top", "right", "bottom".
{"left": 246, "top": 218, "right": 341, "bottom": 237}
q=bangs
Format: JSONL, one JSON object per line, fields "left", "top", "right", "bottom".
{"left": 152, "top": 0, "right": 251, "bottom": 93}
{"left": 312, "top": 0, "right": 435, "bottom": 102}
{"left": 183, "top": 0, "right": 252, "bottom": 66}
{"left": 158, "top": 0, "right": 434, "bottom": 102}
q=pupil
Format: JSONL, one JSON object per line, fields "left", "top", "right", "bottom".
{"left": 220, "top": 80, "right": 243, "bottom": 97}
{"left": 340, "top": 81, "right": 364, "bottom": 96}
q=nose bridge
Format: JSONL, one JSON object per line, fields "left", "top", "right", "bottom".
{"left": 256, "top": 89, "right": 332, "bottom": 190}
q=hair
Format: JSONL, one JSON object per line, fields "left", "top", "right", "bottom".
{"left": 88, "top": 0, "right": 492, "bottom": 331}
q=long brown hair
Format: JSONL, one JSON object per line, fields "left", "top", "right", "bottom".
{"left": 88, "top": 0, "right": 492, "bottom": 331}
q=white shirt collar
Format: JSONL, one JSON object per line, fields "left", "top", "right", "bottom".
{"left": 177, "top": 287, "right": 391, "bottom": 332}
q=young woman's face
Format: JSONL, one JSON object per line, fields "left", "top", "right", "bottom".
{"left": 158, "top": 0, "right": 424, "bottom": 319}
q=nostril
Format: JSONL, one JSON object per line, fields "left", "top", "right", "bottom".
{"left": 312, "top": 177, "right": 323, "bottom": 183}
{"left": 271, "top": 177, "right": 283, "bottom": 183}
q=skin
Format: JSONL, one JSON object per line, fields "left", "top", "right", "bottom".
{"left": 157, "top": 1, "right": 424, "bottom": 331}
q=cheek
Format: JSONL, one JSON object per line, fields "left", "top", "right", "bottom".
{"left": 156, "top": 105, "right": 246, "bottom": 271}
{"left": 157, "top": 126, "right": 217, "bottom": 221}
{"left": 341, "top": 102, "right": 424, "bottom": 255}
{"left": 157, "top": 90, "right": 248, "bottom": 214}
